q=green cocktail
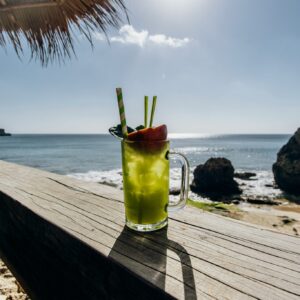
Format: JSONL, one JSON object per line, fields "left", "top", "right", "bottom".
{"left": 122, "top": 140, "right": 169, "bottom": 230}
{"left": 112, "top": 88, "right": 190, "bottom": 232}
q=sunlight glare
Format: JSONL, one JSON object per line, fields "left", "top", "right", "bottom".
{"left": 157, "top": 0, "right": 207, "bottom": 14}
{"left": 169, "top": 133, "right": 216, "bottom": 139}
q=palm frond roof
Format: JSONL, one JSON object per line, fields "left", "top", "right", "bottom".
{"left": 0, "top": 0, "right": 127, "bottom": 65}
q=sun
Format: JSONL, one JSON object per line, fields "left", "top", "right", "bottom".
{"left": 157, "top": 0, "right": 206, "bottom": 13}
{"left": 149, "top": 0, "right": 208, "bottom": 23}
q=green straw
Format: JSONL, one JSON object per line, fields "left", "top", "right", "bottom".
{"left": 116, "top": 88, "right": 128, "bottom": 138}
{"left": 149, "top": 96, "right": 157, "bottom": 127}
{"left": 144, "top": 96, "right": 148, "bottom": 128}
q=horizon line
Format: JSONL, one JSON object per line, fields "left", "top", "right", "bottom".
{"left": 5, "top": 132, "right": 292, "bottom": 135}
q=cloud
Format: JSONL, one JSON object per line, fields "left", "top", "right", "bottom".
{"left": 111, "top": 25, "right": 148, "bottom": 47}
{"left": 149, "top": 34, "right": 190, "bottom": 47}
{"left": 94, "top": 25, "right": 190, "bottom": 48}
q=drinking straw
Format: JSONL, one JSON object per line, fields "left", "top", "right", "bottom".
{"left": 144, "top": 96, "right": 148, "bottom": 128}
{"left": 149, "top": 96, "right": 157, "bottom": 127}
{"left": 116, "top": 88, "right": 128, "bottom": 138}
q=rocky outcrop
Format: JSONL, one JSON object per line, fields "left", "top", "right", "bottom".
{"left": 234, "top": 172, "right": 256, "bottom": 180}
{"left": 169, "top": 187, "right": 181, "bottom": 196}
{"left": 273, "top": 128, "right": 300, "bottom": 195}
{"left": 191, "top": 157, "right": 241, "bottom": 200}
{"left": 245, "top": 197, "right": 280, "bottom": 205}
{"left": 0, "top": 129, "right": 11, "bottom": 136}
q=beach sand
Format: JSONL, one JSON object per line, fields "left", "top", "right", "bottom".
{"left": 235, "top": 203, "right": 300, "bottom": 236}
{"left": 194, "top": 200, "right": 300, "bottom": 236}
{"left": 0, "top": 260, "right": 29, "bottom": 300}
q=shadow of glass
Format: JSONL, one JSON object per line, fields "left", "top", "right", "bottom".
{"left": 108, "top": 226, "right": 197, "bottom": 299}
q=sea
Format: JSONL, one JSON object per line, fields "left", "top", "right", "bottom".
{"left": 0, "top": 134, "right": 292, "bottom": 201}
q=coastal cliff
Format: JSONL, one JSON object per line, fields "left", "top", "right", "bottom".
{"left": 273, "top": 128, "right": 300, "bottom": 195}
{"left": 0, "top": 129, "right": 11, "bottom": 136}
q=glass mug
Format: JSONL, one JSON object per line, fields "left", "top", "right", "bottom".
{"left": 121, "top": 139, "right": 189, "bottom": 232}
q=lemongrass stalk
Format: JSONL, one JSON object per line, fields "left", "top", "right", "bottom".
{"left": 144, "top": 96, "right": 148, "bottom": 128}
{"left": 149, "top": 96, "right": 157, "bottom": 127}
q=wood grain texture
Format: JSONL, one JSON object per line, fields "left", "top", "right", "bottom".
{"left": 0, "top": 160, "right": 299, "bottom": 300}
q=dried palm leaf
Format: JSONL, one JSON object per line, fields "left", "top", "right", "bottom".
{"left": 0, "top": 0, "right": 127, "bottom": 65}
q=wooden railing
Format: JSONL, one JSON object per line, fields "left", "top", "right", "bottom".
{"left": 0, "top": 160, "right": 299, "bottom": 299}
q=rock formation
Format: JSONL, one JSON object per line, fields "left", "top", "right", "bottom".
{"left": 191, "top": 157, "right": 241, "bottom": 200}
{"left": 0, "top": 129, "right": 11, "bottom": 136}
{"left": 273, "top": 128, "right": 300, "bottom": 195}
{"left": 234, "top": 172, "right": 257, "bottom": 180}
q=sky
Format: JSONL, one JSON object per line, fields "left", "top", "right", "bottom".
{"left": 0, "top": 0, "right": 300, "bottom": 134}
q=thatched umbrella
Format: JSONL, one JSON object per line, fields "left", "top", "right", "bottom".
{"left": 0, "top": 0, "right": 127, "bottom": 65}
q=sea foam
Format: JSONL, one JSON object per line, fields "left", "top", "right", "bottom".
{"left": 68, "top": 168, "right": 281, "bottom": 201}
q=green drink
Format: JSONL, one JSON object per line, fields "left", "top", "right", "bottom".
{"left": 122, "top": 140, "right": 169, "bottom": 229}
{"left": 121, "top": 139, "right": 189, "bottom": 232}
{"left": 112, "top": 88, "right": 190, "bottom": 232}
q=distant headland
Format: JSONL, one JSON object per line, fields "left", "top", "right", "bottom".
{"left": 0, "top": 129, "right": 11, "bottom": 136}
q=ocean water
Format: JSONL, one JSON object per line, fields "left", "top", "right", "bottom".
{"left": 0, "top": 134, "right": 291, "bottom": 200}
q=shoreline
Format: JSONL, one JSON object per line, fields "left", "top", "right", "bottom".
{"left": 188, "top": 198, "right": 300, "bottom": 236}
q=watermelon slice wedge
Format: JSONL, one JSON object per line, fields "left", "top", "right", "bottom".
{"left": 128, "top": 124, "right": 167, "bottom": 141}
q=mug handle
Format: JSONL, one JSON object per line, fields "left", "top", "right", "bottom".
{"left": 168, "top": 151, "right": 190, "bottom": 211}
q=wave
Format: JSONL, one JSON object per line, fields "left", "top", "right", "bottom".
{"left": 69, "top": 169, "right": 123, "bottom": 189}
{"left": 234, "top": 170, "right": 281, "bottom": 199}
{"left": 172, "top": 146, "right": 227, "bottom": 155}
{"left": 69, "top": 168, "right": 184, "bottom": 190}
{"left": 68, "top": 168, "right": 282, "bottom": 201}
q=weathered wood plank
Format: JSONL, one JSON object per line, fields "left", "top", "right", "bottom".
{"left": 0, "top": 160, "right": 300, "bottom": 300}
